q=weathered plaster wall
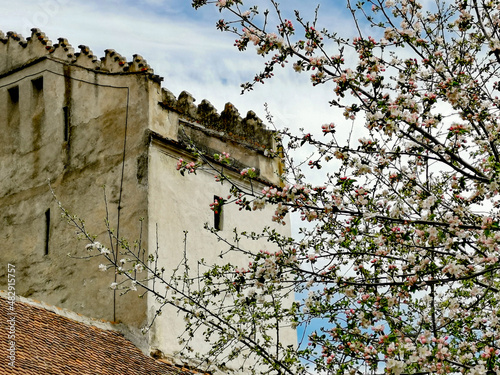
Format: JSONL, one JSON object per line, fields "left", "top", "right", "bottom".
{"left": 0, "top": 30, "right": 152, "bottom": 326}
{"left": 147, "top": 104, "right": 296, "bottom": 367}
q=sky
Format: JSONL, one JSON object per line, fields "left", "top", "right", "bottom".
{"left": 2, "top": 0, "right": 353, "bottom": 137}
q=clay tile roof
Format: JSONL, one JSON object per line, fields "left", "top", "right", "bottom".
{"left": 0, "top": 296, "right": 201, "bottom": 374}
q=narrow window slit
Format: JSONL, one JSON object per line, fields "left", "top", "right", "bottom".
{"left": 213, "top": 196, "right": 224, "bottom": 231}
{"left": 45, "top": 209, "right": 50, "bottom": 256}
{"left": 63, "top": 106, "right": 70, "bottom": 142}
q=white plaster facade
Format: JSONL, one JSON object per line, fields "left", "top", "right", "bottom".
{"left": 0, "top": 28, "right": 296, "bottom": 371}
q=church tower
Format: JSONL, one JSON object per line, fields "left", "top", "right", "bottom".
{"left": 0, "top": 28, "right": 295, "bottom": 370}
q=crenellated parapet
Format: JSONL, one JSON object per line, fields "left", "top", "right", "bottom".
{"left": 0, "top": 28, "right": 274, "bottom": 151}
{"left": 129, "top": 54, "right": 153, "bottom": 73}
{"left": 0, "top": 28, "right": 161, "bottom": 82}
{"left": 160, "top": 88, "right": 274, "bottom": 150}
{"left": 74, "top": 44, "right": 99, "bottom": 69}
{"left": 52, "top": 37, "right": 75, "bottom": 60}
{"left": 101, "top": 49, "right": 129, "bottom": 73}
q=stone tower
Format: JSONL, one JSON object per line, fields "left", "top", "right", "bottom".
{"left": 0, "top": 28, "right": 295, "bottom": 368}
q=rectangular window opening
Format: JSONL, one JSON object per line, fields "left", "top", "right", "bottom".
{"left": 44, "top": 208, "right": 50, "bottom": 256}
{"left": 32, "top": 76, "right": 43, "bottom": 92}
{"left": 213, "top": 196, "right": 224, "bottom": 231}
{"left": 8, "top": 86, "right": 19, "bottom": 104}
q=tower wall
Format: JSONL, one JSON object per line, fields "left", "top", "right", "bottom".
{"left": 146, "top": 89, "right": 296, "bottom": 367}
{"left": 0, "top": 28, "right": 296, "bottom": 370}
{"left": 0, "top": 29, "right": 152, "bottom": 326}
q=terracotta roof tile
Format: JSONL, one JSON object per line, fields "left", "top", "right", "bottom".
{"left": 0, "top": 296, "right": 201, "bottom": 374}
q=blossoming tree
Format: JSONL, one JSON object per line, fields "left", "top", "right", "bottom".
{"left": 71, "top": 0, "right": 500, "bottom": 374}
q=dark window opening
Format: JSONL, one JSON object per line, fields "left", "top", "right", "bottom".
{"left": 6, "top": 86, "right": 20, "bottom": 152}
{"left": 31, "top": 76, "right": 44, "bottom": 134}
{"left": 213, "top": 196, "right": 224, "bottom": 231}
{"left": 44, "top": 209, "right": 50, "bottom": 256}
{"left": 63, "top": 106, "right": 70, "bottom": 142}
{"left": 8, "top": 86, "right": 19, "bottom": 104}
{"left": 32, "top": 77, "right": 43, "bottom": 92}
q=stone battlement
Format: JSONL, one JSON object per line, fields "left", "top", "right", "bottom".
{"left": 161, "top": 89, "right": 274, "bottom": 149}
{"left": 0, "top": 28, "right": 160, "bottom": 80}
{"left": 0, "top": 28, "right": 274, "bottom": 150}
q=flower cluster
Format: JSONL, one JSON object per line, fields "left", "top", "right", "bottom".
{"left": 85, "top": 241, "right": 110, "bottom": 255}
{"left": 215, "top": 0, "right": 232, "bottom": 7}
{"left": 215, "top": 151, "right": 231, "bottom": 163}
{"left": 176, "top": 158, "right": 200, "bottom": 175}
{"left": 209, "top": 197, "right": 224, "bottom": 214}
{"left": 277, "top": 19, "right": 294, "bottom": 36}
{"left": 321, "top": 123, "right": 335, "bottom": 134}
{"left": 240, "top": 167, "right": 257, "bottom": 178}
